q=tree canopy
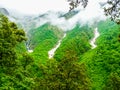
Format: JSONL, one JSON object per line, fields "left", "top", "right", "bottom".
{"left": 0, "top": 14, "right": 26, "bottom": 69}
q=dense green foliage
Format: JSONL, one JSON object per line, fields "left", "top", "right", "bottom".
{"left": 1, "top": 13, "right": 120, "bottom": 90}
{"left": 0, "top": 14, "right": 92, "bottom": 89}
{"left": 81, "top": 20, "right": 120, "bottom": 90}
{"left": 29, "top": 23, "right": 63, "bottom": 49}
{"left": 0, "top": 14, "right": 26, "bottom": 68}
{"left": 33, "top": 25, "right": 94, "bottom": 89}
{"left": 29, "top": 24, "right": 64, "bottom": 63}
{"left": 0, "top": 14, "right": 34, "bottom": 89}
{"left": 35, "top": 57, "right": 91, "bottom": 90}
{"left": 54, "top": 25, "right": 93, "bottom": 61}
{"left": 104, "top": 73, "right": 120, "bottom": 90}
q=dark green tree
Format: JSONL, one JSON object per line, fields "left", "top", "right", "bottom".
{"left": 104, "top": 73, "right": 120, "bottom": 90}
{"left": 0, "top": 14, "right": 26, "bottom": 70}
{"left": 20, "top": 53, "right": 34, "bottom": 69}
{"left": 0, "top": 14, "right": 35, "bottom": 89}
{"left": 35, "top": 50, "right": 91, "bottom": 90}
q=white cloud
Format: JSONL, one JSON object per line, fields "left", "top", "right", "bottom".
{"left": 48, "top": 0, "right": 106, "bottom": 30}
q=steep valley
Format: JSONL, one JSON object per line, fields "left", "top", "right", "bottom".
{"left": 11, "top": 19, "right": 120, "bottom": 89}
{"left": 1, "top": 7, "right": 120, "bottom": 90}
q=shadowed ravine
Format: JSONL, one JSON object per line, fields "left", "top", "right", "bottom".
{"left": 90, "top": 27, "right": 100, "bottom": 49}
{"left": 48, "top": 33, "right": 66, "bottom": 59}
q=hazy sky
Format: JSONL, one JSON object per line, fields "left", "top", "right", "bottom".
{"left": 0, "top": 0, "right": 108, "bottom": 15}
{"left": 0, "top": 0, "right": 69, "bottom": 14}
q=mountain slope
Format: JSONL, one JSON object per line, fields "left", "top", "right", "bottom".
{"left": 54, "top": 25, "right": 93, "bottom": 61}
{"left": 81, "top": 20, "right": 120, "bottom": 90}
{"left": 28, "top": 23, "right": 64, "bottom": 63}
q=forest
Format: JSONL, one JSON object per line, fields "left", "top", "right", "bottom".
{"left": 0, "top": 13, "right": 120, "bottom": 89}
{"left": 0, "top": 0, "right": 120, "bottom": 90}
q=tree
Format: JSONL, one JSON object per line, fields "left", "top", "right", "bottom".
{"left": 0, "top": 14, "right": 26, "bottom": 70}
{"left": 67, "top": 0, "right": 120, "bottom": 24}
{"left": 104, "top": 73, "right": 120, "bottom": 90}
{"left": 20, "top": 53, "right": 34, "bottom": 69}
{"left": 35, "top": 50, "right": 91, "bottom": 90}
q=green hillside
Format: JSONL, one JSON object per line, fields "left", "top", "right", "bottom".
{"left": 28, "top": 23, "right": 64, "bottom": 63}
{"left": 54, "top": 24, "right": 93, "bottom": 61}
{"left": 1, "top": 14, "right": 120, "bottom": 90}
{"left": 81, "top": 20, "right": 120, "bottom": 90}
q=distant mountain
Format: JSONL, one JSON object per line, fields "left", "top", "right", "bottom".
{"left": 0, "top": 7, "right": 80, "bottom": 33}
{"left": 8, "top": 11, "right": 66, "bottom": 32}
{"left": 61, "top": 10, "right": 79, "bottom": 19}
{"left": 34, "top": 11, "right": 64, "bottom": 20}
{"left": 0, "top": 8, "right": 9, "bottom": 15}
{"left": 27, "top": 23, "right": 64, "bottom": 62}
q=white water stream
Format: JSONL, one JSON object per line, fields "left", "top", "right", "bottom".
{"left": 28, "top": 49, "right": 33, "bottom": 53}
{"left": 48, "top": 33, "right": 66, "bottom": 59}
{"left": 26, "top": 41, "right": 33, "bottom": 53}
{"left": 90, "top": 27, "right": 100, "bottom": 49}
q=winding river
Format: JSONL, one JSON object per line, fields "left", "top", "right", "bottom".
{"left": 90, "top": 27, "right": 100, "bottom": 49}
{"left": 48, "top": 33, "right": 66, "bottom": 59}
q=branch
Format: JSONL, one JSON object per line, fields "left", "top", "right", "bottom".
{"left": 67, "top": 0, "right": 88, "bottom": 11}
{"left": 104, "top": 0, "right": 120, "bottom": 24}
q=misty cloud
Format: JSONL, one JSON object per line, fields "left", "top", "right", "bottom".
{"left": 47, "top": 0, "right": 107, "bottom": 31}
{"left": 1, "top": 0, "right": 107, "bottom": 31}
